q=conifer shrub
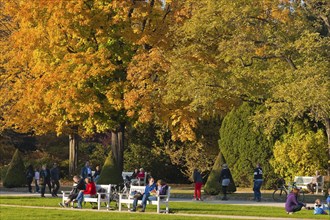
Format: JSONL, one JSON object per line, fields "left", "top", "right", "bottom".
{"left": 97, "top": 150, "right": 123, "bottom": 184}
{"left": 204, "top": 151, "right": 236, "bottom": 195}
{"left": 219, "top": 102, "right": 276, "bottom": 188}
{"left": 3, "top": 149, "right": 26, "bottom": 188}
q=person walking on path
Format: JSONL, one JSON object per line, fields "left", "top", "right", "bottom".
{"left": 253, "top": 163, "right": 263, "bottom": 202}
{"left": 193, "top": 168, "right": 203, "bottom": 201}
{"left": 219, "top": 164, "right": 232, "bottom": 200}
{"left": 34, "top": 167, "right": 40, "bottom": 193}
{"left": 40, "top": 164, "right": 51, "bottom": 197}
{"left": 26, "top": 165, "right": 34, "bottom": 193}
{"left": 50, "top": 163, "right": 60, "bottom": 197}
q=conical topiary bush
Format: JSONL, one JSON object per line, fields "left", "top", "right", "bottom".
{"left": 204, "top": 150, "right": 236, "bottom": 195}
{"left": 3, "top": 149, "right": 26, "bottom": 188}
{"left": 97, "top": 150, "right": 123, "bottom": 185}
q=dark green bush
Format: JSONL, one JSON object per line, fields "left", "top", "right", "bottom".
{"left": 204, "top": 152, "right": 236, "bottom": 195}
{"left": 219, "top": 102, "right": 276, "bottom": 188}
{"left": 0, "top": 165, "right": 9, "bottom": 182}
{"left": 97, "top": 150, "right": 123, "bottom": 185}
{"left": 3, "top": 149, "right": 26, "bottom": 188}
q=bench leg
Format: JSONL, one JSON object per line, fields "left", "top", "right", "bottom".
{"left": 118, "top": 197, "right": 122, "bottom": 211}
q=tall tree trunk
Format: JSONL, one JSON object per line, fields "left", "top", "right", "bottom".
{"left": 324, "top": 117, "right": 330, "bottom": 176}
{"left": 110, "top": 123, "right": 125, "bottom": 172}
{"left": 69, "top": 133, "right": 78, "bottom": 176}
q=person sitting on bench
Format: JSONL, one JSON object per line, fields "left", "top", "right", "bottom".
{"left": 59, "top": 175, "right": 85, "bottom": 208}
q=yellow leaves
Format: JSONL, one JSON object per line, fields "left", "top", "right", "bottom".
{"left": 167, "top": 109, "right": 198, "bottom": 142}
{"left": 255, "top": 45, "right": 267, "bottom": 57}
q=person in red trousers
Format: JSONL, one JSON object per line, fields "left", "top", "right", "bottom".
{"left": 193, "top": 168, "right": 203, "bottom": 201}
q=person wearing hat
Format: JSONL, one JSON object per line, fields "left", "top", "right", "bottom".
{"left": 285, "top": 187, "right": 308, "bottom": 214}
{"left": 219, "top": 164, "right": 232, "bottom": 200}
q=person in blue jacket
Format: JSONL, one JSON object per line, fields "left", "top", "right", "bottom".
{"left": 253, "top": 163, "right": 263, "bottom": 202}
{"left": 130, "top": 177, "right": 156, "bottom": 212}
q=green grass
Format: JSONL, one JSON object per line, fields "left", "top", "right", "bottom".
{"left": 0, "top": 206, "right": 232, "bottom": 220}
{"left": 0, "top": 196, "right": 329, "bottom": 219}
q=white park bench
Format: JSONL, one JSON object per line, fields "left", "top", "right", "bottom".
{"left": 118, "top": 185, "right": 171, "bottom": 213}
{"left": 122, "top": 171, "right": 147, "bottom": 186}
{"left": 294, "top": 176, "right": 324, "bottom": 194}
{"left": 122, "top": 171, "right": 133, "bottom": 181}
{"left": 61, "top": 184, "right": 112, "bottom": 210}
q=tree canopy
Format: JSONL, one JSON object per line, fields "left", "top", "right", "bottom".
{"left": 1, "top": 0, "right": 329, "bottom": 180}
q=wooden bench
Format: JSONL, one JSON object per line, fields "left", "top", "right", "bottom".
{"left": 118, "top": 185, "right": 171, "bottom": 213}
{"left": 294, "top": 176, "right": 324, "bottom": 194}
{"left": 61, "top": 184, "right": 112, "bottom": 210}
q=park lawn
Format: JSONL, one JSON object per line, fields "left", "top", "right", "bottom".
{"left": 0, "top": 197, "right": 328, "bottom": 219}
{"left": 0, "top": 206, "right": 232, "bottom": 220}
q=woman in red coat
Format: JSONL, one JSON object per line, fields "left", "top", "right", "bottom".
{"left": 83, "top": 177, "right": 96, "bottom": 197}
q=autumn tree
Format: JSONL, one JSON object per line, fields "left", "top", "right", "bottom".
{"left": 150, "top": 0, "right": 330, "bottom": 175}
{"left": 0, "top": 0, "right": 135, "bottom": 175}
{"left": 122, "top": 1, "right": 220, "bottom": 176}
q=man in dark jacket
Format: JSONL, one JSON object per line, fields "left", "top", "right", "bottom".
{"left": 253, "top": 163, "right": 263, "bottom": 202}
{"left": 26, "top": 165, "right": 34, "bottom": 193}
{"left": 219, "top": 164, "right": 232, "bottom": 200}
{"left": 193, "top": 169, "right": 203, "bottom": 201}
{"left": 59, "top": 175, "right": 86, "bottom": 208}
{"left": 40, "top": 164, "right": 51, "bottom": 197}
{"left": 50, "top": 163, "right": 60, "bottom": 197}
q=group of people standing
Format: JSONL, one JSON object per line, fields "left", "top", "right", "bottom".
{"left": 193, "top": 163, "right": 263, "bottom": 202}
{"left": 80, "top": 161, "right": 101, "bottom": 183}
{"left": 26, "top": 163, "right": 60, "bottom": 197}
{"left": 194, "top": 163, "right": 329, "bottom": 216}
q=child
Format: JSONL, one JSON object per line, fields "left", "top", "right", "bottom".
{"left": 314, "top": 199, "right": 328, "bottom": 215}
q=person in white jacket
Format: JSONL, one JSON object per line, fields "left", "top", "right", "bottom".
{"left": 34, "top": 168, "right": 40, "bottom": 193}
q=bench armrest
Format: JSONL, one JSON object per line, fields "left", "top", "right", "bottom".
{"left": 156, "top": 195, "right": 168, "bottom": 198}
{"left": 61, "top": 191, "right": 72, "bottom": 195}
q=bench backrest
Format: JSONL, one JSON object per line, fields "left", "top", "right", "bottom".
{"left": 294, "top": 176, "right": 324, "bottom": 185}
{"left": 122, "top": 172, "right": 133, "bottom": 180}
{"left": 128, "top": 185, "right": 171, "bottom": 200}
{"left": 294, "top": 176, "right": 313, "bottom": 185}
{"left": 129, "top": 185, "right": 145, "bottom": 196}
{"left": 96, "top": 184, "right": 111, "bottom": 194}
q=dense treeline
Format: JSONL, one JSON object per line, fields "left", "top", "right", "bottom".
{"left": 0, "top": 0, "right": 329, "bottom": 188}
